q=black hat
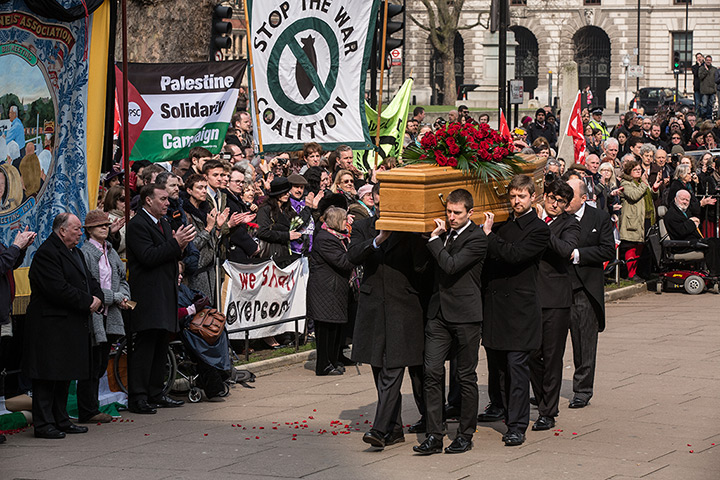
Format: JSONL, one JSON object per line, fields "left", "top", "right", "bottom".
{"left": 591, "top": 107, "right": 603, "bottom": 115}
{"left": 267, "top": 177, "right": 291, "bottom": 197}
{"left": 535, "top": 108, "right": 546, "bottom": 116}
{"left": 317, "top": 192, "right": 348, "bottom": 216}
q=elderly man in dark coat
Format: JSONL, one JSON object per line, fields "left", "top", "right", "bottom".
{"left": 126, "top": 185, "right": 196, "bottom": 414}
{"left": 23, "top": 213, "right": 103, "bottom": 439}
{"left": 348, "top": 199, "right": 432, "bottom": 449}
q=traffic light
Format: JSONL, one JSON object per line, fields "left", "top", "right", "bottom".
{"left": 380, "top": 1, "right": 404, "bottom": 54}
{"left": 673, "top": 50, "right": 681, "bottom": 70}
{"left": 210, "top": 5, "right": 233, "bottom": 61}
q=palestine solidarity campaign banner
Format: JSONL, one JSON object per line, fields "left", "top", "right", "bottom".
{"left": 116, "top": 61, "right": 246, "bottom": 162}
{"left": 248, "top": 0, "right": 378, "bottom": 152}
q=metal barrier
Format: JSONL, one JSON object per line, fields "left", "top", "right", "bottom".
{"left": 226, "top": 315, "right": 305, "bottom": 361}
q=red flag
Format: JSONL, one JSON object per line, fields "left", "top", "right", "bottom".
{"left": 498, "top": 108, "right": 511, "bottom": 140}
{"left": 114, "top": 65, "right": 153, "bottom": 158}
{"left": 564, "top": 91, "right": 587, "bottom": 165}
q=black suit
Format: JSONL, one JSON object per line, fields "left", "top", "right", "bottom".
{"left": 348, "top": 217, "right": 432, "bottom": 435}
{"left": 529, "top": 212, "right": 581, "bottom": 418}
{"left": 23, "top": 233, "right": 102, "bottom": 433}
{"left": 126, "top": 209, "right": 184, "bottom": 405}
{"left": 568, "top": 204, "right": 615, "bottom": 403}
{"left": 424, "top": 221, "right": 487, "bottom": 440}
{"left": 664, "top": 203, "right": 702, "bottom": 241}
{"left": 482, "top": 210, "right": 550, "bottom": 435}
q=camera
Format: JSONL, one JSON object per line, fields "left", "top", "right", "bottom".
{"left": 222, "top": 153, "right": 232, "bottom": 161}
{"left": 544, "top": 171, "right": 558, "bottom": 184}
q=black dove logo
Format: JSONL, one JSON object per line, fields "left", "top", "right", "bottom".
{"left": 295, "top": 35, "right": 318, "bottom": 99}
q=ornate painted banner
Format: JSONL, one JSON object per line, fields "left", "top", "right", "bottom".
{"left": 247, "top": 0, "right": 379, "bottom": 152}
{"left": 116, "top": 61, "right": 246, "bottom": 162}
{"left": 0, "top": 0, "right": 112, "bottom": 275}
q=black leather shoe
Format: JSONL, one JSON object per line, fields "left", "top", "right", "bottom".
{"left": 532, "top": 415, "right": 555, "bottom": 431}
{"left": 529, "top": 396, "right": 538, "bottom": 406}
{"left": 568, "top": 397, "right": 589, "bottom": 409}
{"left": 384, "top": 430, "right": 405, "bottom": 446}
{"left": 128, "top": 400, "right": 157, "bottom": 414}
{"left": 443, "top": 404, "right": 461, "bottom": 421}
{"left": 444, "top": 436, "right": 472, "bottom": 454}
{"left": 408, "top": 418, "right": 426, "bottom": 434}
{"left": 149, "top": 395, "right": 185, "bottom": 408}
{"left": 334, "top": 363, "right": 346, "bottom": 373}
{"left": 34, "top": 427, "right": 66, "bottom": 439}
{"left": 316, "top": 364, "right": 343, "bottom": 376}
{"left": 0, "top": 433, "right": 5, "bottom": 443}
{"left": 362, "top": 429, "right": 386, "bottom": 448}
{"left": 503, "top": 431, "right": 526, "bottom": 446}
{"left": 477, "top": 404, "right": 505, "bottom": 422}
{"left": 413, "top": 434, "right": 443, "bottom": 455}
{"left": 58, "top": 423, "right": 88, "bottom": 434}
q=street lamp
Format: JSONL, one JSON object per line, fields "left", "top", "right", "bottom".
{"left": 623, "top": 55, "right": 631, "bottom": 109}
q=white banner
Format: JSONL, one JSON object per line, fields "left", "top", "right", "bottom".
{"left": 248, "top": 0, "right": 379, "bottom": 152}
{"left": 223, "top": 258, "right": 308, "bottom": 340}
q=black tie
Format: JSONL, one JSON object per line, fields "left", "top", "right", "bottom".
{"left": 445, "top": 230, "right": 458, "bottom": 250}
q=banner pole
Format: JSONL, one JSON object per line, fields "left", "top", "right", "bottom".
{"left": 243, "top": 0, "right": 264, "bottom": 155}
{"left": 373, "top": 1, "right": 390, "bottom": 169}
{"left": 121, "top": 0, "right": 130, "bottom": 225}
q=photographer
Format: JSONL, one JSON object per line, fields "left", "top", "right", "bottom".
{"left": 544, "top": 159, "right": 562, "bottom": 188}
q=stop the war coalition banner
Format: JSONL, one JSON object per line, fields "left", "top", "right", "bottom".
{"left": 116, "top": 60, "right": 246, "bottom": 162}
{"left": 248, "top": 0, "right": 379, "bottom": 152}
{"left": 223, "top": 258, "right": 308, "bottom": 340}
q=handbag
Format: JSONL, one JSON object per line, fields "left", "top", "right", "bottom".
{"left": 188, "top": 308, "right": 226, "bottom": 345}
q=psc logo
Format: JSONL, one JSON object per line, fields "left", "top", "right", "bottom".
{"left": 128, "top": 101, "right": 143, "bottom": 125}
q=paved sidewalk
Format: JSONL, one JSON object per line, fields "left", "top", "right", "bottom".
{"left": 1, "top": 290, "right": 719, "bottom": 480}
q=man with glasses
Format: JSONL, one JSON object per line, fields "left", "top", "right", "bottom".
{"left": 529, "top": 180, "right": 580, "bottom": 432}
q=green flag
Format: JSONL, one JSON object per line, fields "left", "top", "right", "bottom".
{"left": 354, "top": 78, "right": 413, "bottom": 172}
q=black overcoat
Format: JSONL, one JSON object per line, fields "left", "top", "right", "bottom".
{"left": 348, "top": 216, "right": 432, "bottom": 369}
{"left": 0, "top": 242, "right": 25, "bottom": 325}
{"left": 482, "top": 211, "right": 550, "bottom": 351}
{"left": 22, "top": 233, "right": 102, "bottom": 380}
{"left": 537, "top": 212, "right": 581, "bottom": 309}
{"left": 126, "top": 209, "right": 183, "bottom": 333}
{"left": 306, "top": 228, "right": 354, "bottom": 324}
{"left": 570, "top": 204, "right": 616, "bottom": 332}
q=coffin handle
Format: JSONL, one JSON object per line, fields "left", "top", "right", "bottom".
{"left": 438, "top": 193, "right": 447, "bottom": 206}
{"left": 493, "top": 181, "right": 510, "bottom": 197}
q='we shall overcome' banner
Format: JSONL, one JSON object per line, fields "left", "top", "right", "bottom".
{"left": 115, "top": 61, "right": 246, "bottom": 162}
{"left": 248, "top": 0, "right": 378, "bottom": 152}
{"left": 223, "top": 258, "right": 308, "bottom": 340}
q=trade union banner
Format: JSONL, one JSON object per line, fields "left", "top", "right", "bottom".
{"left": 354, "top": 77, "right": 413, "bottom": 172}
{"left": 0, "top": 0, "right": 113, "bottom": 277}
{"left": 115, "top": 61, "right": 246, "bottom": 162}
{"left": 223, "top": 257, "right": 308, "bottom": 340}
{"left": 248, "top": 0, "right": 379, "bottom": 152}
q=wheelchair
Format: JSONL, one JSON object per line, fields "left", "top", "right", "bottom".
{"left": 647, "top": 206, "right": 720, "bottom": 295}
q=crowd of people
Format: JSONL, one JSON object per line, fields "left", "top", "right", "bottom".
{"left": 1, "top": 87, "right": 718, "bottom": 450}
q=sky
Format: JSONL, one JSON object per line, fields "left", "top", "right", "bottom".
{"left": 0, "top": 54, "right": 51, "bottom": 105}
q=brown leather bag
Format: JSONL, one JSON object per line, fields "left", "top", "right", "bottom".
{"left": 188, "top": 308, "right": 226, "bottom": 345}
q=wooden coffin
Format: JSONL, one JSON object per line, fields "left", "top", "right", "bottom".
{"left": 375, "top": 154, "right": 545, "bottom": 232}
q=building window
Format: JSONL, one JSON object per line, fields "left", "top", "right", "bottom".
{"left": 510, "top": 0, "right": 527, "bottom": 5}
{"left": 671, "top": 32, "right": 693, "bottom": 70}
{"left": 584, "top": 0, "right": 601, "bottom": 5}
{"left": 673, "top": 0, "right": 691, "bottom": 5}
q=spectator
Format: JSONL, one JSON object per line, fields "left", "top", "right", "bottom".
{"left": 0, "top": 225, "right": 35, "bottom": 444}
{"left": 126, "top": 185, "right": 196, "bottom": 414}
{"left": 183, "top": 174, "right": 227, "bottom": 301}
{"left": 157, "top": 171, "right": 200, "bottom": 275}
{"left": 597, "top": 161, "right": 622, "bottom": 217}
{"left": 301, "top": 142, "right": 323, "bottom": 173}
{"left": 348, "top": 183, "right": 375, "bottom": 219}
{"left": 527, "top": 108, "right": 558, "bottom": 150}
{"left": 255, "top": 177, "right": 302, "bottom": 264}
{"left": 287, "top": 173, "right": 313, "bottom": 255}
{"left": 103, "top": 185, "right": 128, "bottom": 258}
{"left": 619, "top": 160, "right": 660, "bottom": 281}
{"left": 698, "top": 55, "right": 717, "bottom": 120}
{"left": 602, "top": 137, "right": 620, "bottom": 167}
{"left": 78, "top": 210, "right": 129, "bottom": 424}
{"left": 184, "top": 147, "right": 212, "bottom": 181}
{"left": 331, "top": 169, "right": 358, "bottom": 205}
{"left": 24, "top": 213, "right": 103, "bottom": 438}
{"left": 692, "top": 53, "right": 705, "bottom": 117}
{"left": 412, "top": 106, "right": 426, "bottom": 124}
{"left": 307, "top": 207, "right": 354, "bottom": 376}
{"left": 224, "top": 168, "right": 259, "bottom": 263}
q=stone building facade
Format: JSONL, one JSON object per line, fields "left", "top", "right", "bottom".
{"left": 394, "top": 0, "right": 720, "bottom": 108}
